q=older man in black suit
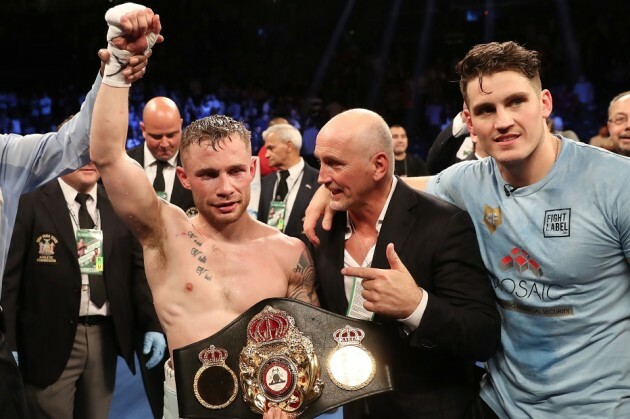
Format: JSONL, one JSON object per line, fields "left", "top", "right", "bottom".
{"left": 311, "top": 108, "right": 500, "bottom": 419}
{"left": 258, "top": 123, "right": 319, "bottom": 244}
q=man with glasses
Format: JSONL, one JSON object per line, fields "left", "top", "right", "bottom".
{"left": 607, "top": 91, "right": 630, "bottom": 156}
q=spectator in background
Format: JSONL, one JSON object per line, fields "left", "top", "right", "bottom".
{"left": 391, "top": 124, "right": 428, "bottom": 177}
{"left": 257, "top": 117, "right": 289, "bottom": 176}
{"left": 607, "top": 91, "right": 630, "bottom": 157}
{"left": 426, "top": 111, "right": 471, "bottom": 174}
{"left": 546, "top": 117, "right": 580, "bottom": 141}
{"left": 588, "top": 125, "right": 612, "bottom": 149}
{"left": 257, "top": 123, "right": 319, "bottom": 244}
{"left": 572, "top": 74, "right": 594, "bottom": 107}
{"left": 131, "top": 97, "right": 196, "bottom": 214}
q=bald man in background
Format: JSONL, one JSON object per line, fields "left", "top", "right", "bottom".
{"left": 129, "top": 97, "right": 196, "bottom": 214}
{"left": 126, "top": 97, "right": 195, "bottom": 418}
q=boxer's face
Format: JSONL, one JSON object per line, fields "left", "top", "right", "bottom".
{"left": 178, "top": 136, "right": 255, "bottom": 226}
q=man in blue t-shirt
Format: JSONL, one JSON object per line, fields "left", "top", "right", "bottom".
{"left": 305, "top": 42, "right": 630, "bottom": 418}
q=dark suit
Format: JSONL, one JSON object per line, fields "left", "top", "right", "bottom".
{"left": 312, "top": 180, "right": 500, "bottom": 419}
{"left": 394, "top": 154, "right": 429, "bottom": 177}
{"left": 127, "top": 145, "right": 196, "bottom": 214}
{"left": 427, "top": 120, "right": 467, "bottom": 175}
{"left": 257, "top": 161, "right": 319, "bottom": 244}
{"left": 1, "top": 181, "right": 143, "bottom": 414}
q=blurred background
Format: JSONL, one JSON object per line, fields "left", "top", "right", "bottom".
{"left": 0, "top": 0, "right": 626, "bottom": 157}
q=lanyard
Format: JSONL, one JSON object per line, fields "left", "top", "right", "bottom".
{"left": 68, "top": 204, "right": 101, "bottom": 230}
{"left": 273, "top": 168, "right": 305, "bottom": 204}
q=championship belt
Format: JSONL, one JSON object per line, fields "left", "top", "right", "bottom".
{"left": 240, "top": 305, "right": 323, "bottom": 417}
{"left": 173, "top": 298, "right": 394, "bottom": 419}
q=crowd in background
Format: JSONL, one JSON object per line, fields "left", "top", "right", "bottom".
{"left": 0, "top": 0, "right": 627, "bottom": 158}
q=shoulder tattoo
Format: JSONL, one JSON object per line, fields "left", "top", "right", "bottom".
{"left": 288, "top": 248, "right": 320, "bottom": 307}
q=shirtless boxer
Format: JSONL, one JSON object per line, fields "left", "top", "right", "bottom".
{"left": 90, "top": 66, "right": 318, "bottom": 419}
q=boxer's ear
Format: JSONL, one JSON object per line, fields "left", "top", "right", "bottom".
{"left": 176, "top": 166, "right": 191, "bottom": 190}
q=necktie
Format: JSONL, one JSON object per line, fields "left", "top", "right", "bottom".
{"left": 75, "top": 193, "right": 106, "bottom": 307}
{"left": 153, "top": 160, "right": 168, "bottom": 192}
{"left": 274, "top": 170, "right": 290, "bottom": 201}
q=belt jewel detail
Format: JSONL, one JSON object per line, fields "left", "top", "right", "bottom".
{"left": 240, "top": 305, "right": 323, "bottom": 417}
{"left": 327, "top": 325, "right": 376, "bottom": 391}
{"left": 193, "top": 345, "right": 238, "bottom": 409}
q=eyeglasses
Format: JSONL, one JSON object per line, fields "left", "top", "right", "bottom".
{"left": 608, "top": 114, "right": 628, "bottom": 126}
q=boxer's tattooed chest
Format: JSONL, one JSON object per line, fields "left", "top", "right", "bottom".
{"left": 187, "top": 230, "right": 216, "bottom": 282}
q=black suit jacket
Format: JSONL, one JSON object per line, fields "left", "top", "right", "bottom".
{"left": 427, "top": 120, "right": 467, "bottom": 175}
{"left": 127, "top": 145, "right": 196, "bottom": 214}
{"left": 311, "top": 180, "right": 500, "bottom": 419}
{"left": 257, "top": 162, "right": 319, "bottom": 244}
{"left": 1, "top": 181, "right": 145, "bottom": 388}
{"left": 395, "top": 154, "right": 429, "bottom": 177}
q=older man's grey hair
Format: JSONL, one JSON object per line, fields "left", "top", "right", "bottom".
{"left": 262, "top": 123, "right": 302, "bottom": 151}
{"left": 363, "top": 111, "right": 395, "bottom": 175}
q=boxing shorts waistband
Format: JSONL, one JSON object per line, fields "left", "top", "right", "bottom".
{"left": 165, "top": 358, "right": 176, "bottom": 390}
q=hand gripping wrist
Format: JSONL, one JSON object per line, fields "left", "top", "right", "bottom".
{"left": 103, "top": 2, "right": 157, "bottom": 87}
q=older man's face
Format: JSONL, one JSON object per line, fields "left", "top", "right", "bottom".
{"left": 608, "top": 94, "right": 630, "bottom": 155}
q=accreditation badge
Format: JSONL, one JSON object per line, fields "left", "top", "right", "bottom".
{"left": 76, "top": 229, "right": 104, "bottom": 274}
{"left": 193, "top": 345, "right": 238, "bottom": 409}
{"left": 327, "top": 325, "right": 376, "bottom": 391}
{"left": 267, "top": 201, "right": 287, "bottom": 231}
{"left": 346, "top": 277, "right": 375, "bottom": 321}
{"left": 240, "top": 305, "right": 323, "bottom": 417}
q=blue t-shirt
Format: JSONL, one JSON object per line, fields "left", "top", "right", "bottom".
{"left": 428, "top": 138, "right": 630, "bottom": 418}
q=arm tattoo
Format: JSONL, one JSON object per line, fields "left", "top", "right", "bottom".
{"left": 288, "top": 248, "right": 320, "bottom": 306}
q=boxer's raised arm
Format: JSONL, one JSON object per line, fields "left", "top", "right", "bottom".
{"left": 403, "top": 176, "right": 432, "bottom": 191}
{"left": 91, "top": 3, "right": 164, "bottom": 242}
